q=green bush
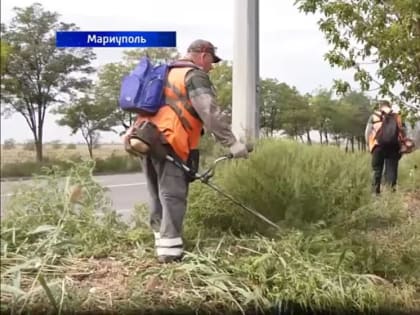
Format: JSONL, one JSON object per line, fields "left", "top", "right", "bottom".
{"left": 93, "top": 153, "right": 141, "bottom": 173}
{"left": 1, "top": 161, "right": 133, "bottom": 258}
{"left": 332, "top": 192, "right": 420, "bottom": 285}
{"left": 185, "top": 139, "right": 372, "bottom": 237}
{"left": 1, "top": 154, "right": 141, "bottom": 178}
{"left": 398, "top": 150, "right": 420, "bottom": 191}
{"left": 0, "top": 156, "right": 84, "bottom": 178}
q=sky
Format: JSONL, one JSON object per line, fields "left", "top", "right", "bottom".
{"left": 1, "top": 0, "right": 359, "bottom": 144}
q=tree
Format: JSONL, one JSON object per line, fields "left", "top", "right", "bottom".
{"left": 1, "top": 3, "right": 95, "bottom": 162}
{"left": 279, "top": 87, "right": 313, "bottom": 142}
{"left": 310, "top": 89, "right": 337, "bottom": 144}
{"left": 209, "top": 61, "right": 233, "bottom": 115}
{"left": 96, "top": 62, "right": 133, "bottom": 132}
{"left": 56, "top": 95, "right": 115, "bottom": 158}
{"left": 295, "top": 0, "right": 420, "bottom": 109}
{"left": 339, "top": 91, "right": 372, "bottom": 151}
{"left": 259, "top": 79, "right": 283, "bottom": 136}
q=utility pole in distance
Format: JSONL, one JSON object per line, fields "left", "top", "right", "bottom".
{"left": 232, "top": 0, "right": 260, "bottom": 141}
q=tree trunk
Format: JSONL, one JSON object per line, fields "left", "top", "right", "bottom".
{"left": 324, "top": 130, "right": 329, "bottom": 145}
{"left": 83, "top": 133, "right": 94, "bottom": 159}
{"left": 319, "top": 130, "right": 323, "bottom": 144}
{"left": 37, "top": 103, "right": 46, "bottom": 162}
{"left": 30, "top": 117, "right": 44, "bottom": 162}
{"left": 35, "top": 140, "right": 43, "bottom": 162}
{"left": 32, "top": 126, "right": 43, "bottom": 162}
{"left": 270, "top": 114, "right": 277, "bottom": 137}
{"left": 345, "top": 138, "right": 349, "bottom": 152}
{"left": 88, "top": 142, "right": 93, "bottom": 159}
{"left": 88, "top": 134, "right": 94, "bottom": 159}
{"left": 306, "top": 130, "right": 312, "bottom": 145}
{"left": 351, "top": 136, "right": 355, "bottom": 153}
{"left": 361, "top": 136, "right": 366, "bottom": 152}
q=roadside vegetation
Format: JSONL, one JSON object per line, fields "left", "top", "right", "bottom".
{"left": 1, "top": 140, "right": 419, "bottom": 314}
{"left": 1, "top": 1, "right": 419, "bottom": 313}
{"left": 0, "top": 143, "right": 141, "bottom": 178}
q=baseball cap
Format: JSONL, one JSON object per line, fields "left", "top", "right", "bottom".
{"left": 187, "top": 39, "right": 221, "bottom": 63}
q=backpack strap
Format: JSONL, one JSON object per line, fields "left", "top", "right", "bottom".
{"left": 164, "top": 62, "right": 202, "bottom": 131}
{"left": 166, "top": 101, "right": 193, "bottom": 131}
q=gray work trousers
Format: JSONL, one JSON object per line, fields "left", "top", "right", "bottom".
{"left": 142, "top": 155, "right": 189, "bottom": 257}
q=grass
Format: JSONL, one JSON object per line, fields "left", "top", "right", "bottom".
{"left": 1, "top": 140, "right": 419, "bottom": 314}
{"left": 185, "top": 139, "right": 373, "bottom": 237}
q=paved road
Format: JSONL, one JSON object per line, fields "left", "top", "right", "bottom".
{"left": 0, "top": 172, "right": 150, "bottom": 220}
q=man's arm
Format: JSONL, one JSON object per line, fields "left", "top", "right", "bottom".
{"left": 185, "top": 69, "right": 237, "bottom": 147}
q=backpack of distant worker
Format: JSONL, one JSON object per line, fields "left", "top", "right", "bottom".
{"left": 375, "top": 112, "right": 400, "bottom": 147}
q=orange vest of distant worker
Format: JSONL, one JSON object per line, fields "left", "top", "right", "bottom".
{"left": 368, "top": 107, "right": 404, "bottom": 152}
{"left": 135, "top": 66, "right": 203, "bottom": 161}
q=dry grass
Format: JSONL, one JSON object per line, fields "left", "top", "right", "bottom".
{"left": 0, "top": 143, "right": 125, "bottom": 166}
{"left": 405, "top": 190, "right": 420, "bottom": 219}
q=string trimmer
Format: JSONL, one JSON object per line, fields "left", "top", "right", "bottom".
{"left": 165, "top": 153, "right": 281, "bottom": 230}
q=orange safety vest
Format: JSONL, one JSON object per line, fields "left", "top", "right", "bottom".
{"left": 135, "top": 66, "right": 203, "bottom": 161}
{"left": 368, "top": 109, "right": 404, "bottom": 152}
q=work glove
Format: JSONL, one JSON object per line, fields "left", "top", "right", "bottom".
{"left": 229, "top": 141, "right": 250, "bottom": 159}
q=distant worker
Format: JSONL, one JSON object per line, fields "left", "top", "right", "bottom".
{"left": 365, "top": 100, "right": 412, "bottom": 194}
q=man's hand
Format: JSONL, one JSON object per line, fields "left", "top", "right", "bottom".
{"left": 229, "top": 141, "right": 250, "bottom": 159}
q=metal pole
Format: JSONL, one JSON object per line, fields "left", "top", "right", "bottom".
{"left": 232, "top": 0, "right": 260, "bottom": 141}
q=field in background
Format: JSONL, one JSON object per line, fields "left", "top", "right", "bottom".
{"left": 0, "top": 143, "right": 125, "bottom": 166}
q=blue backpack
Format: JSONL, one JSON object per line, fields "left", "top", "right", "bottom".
{"left": 119, "top": 56, "right": 169, "bottom": 114}
{"left": 119, "top": 57, "right": 199, "bottom": 115}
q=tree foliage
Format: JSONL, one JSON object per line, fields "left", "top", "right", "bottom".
{"left": 259, "top": 79, "right": 284, "bottom": 136}
{"left": 56, "top": 95, "right": 115, "bottom": 158}
{"left": 0, "top": 40, "right": 11, "bottom": 75}
{"left": 0, "top": 3, "right": 95, "bottom": 161}
{"left": 295, "top": 0, "right": 420, "bottom": 110}
{"left": 209, "top": 61, "right": 233, "bottom": 114}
